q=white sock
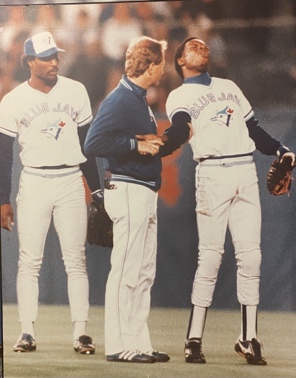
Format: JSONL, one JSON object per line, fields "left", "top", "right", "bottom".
{"left": 73, "top": 321, "right": 87, "bottom": 341}
{"left": 240, "top": 304, "right": 257, "bottom": 341}
{"left": 21, "top": 321, "right": 35, "bottom": 338}
{"left": 188, "top": 305, "right": 207, "bottom": 339}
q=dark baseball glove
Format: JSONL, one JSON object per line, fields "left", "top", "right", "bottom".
{"left": 87, "top": 190, "right": 113, "bottom": 248}
{"left": 267, "top": 156, "right": 294, "bottom": 196}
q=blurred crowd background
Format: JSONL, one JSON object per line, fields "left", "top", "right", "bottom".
{"left": 1, "top": 0, "right": 296, "bottom": 116}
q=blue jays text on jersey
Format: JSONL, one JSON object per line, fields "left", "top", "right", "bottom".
{"left": 189, "top": 92, "right": 240, "bottom": 119}
{"left": 20, "top": 103, "right": 79, "bottom": 128}
{"left": 0, "top": 76, "right": 92, "bottom": 168}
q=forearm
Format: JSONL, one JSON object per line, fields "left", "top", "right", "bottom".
{"left": 160, "top": 111, "right": 191, "bottom": 157}
{"left": 246, "top": 116, "right": 281, "bottom": 155}
{"left": 78, "top": 124, "right": 101, "bottom": 191}
{"left": 0, "top": 133, "right": 14, "bottom": 205}
{"left": 84, "top": 131, "right": 137, "bottom": 159}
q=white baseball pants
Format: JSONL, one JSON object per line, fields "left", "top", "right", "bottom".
{"left": 104, "top": 182, "right": 157, "bottom": 355}
{"left": 16, "top": 166, "right": 89, "bottom": 324}
{"left": 192, "top": 156, "right": 262, "bottom": 307}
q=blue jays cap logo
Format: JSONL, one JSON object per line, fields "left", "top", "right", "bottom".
{"left": 24, "top": 31, "right": 65, "bottom": 58}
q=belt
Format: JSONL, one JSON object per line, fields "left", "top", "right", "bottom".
{"left": 199, "top": 152, "right": 253, "bottom": 167}
{"left": 199, "top": 152, "right": 253, "bottom": 162}
{"left": 23, "top": 166, "right": 80, "bottom": 178}
{"left": 32, "top": 165, "right": 76, "bottom": 169}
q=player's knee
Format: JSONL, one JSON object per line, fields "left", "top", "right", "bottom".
{"left": 236, "top": 248, "right": 262, "bottom": 277}
{"left": 197, "top": 248, "right": 223, "bottom": 277}
{"left": 18, "top": 261, "right": 42, "bottom": 276}
{"left": 194, "top": 250, "right": 222, "bottom": 291}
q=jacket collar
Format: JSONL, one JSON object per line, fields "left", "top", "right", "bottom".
{"left": 120, "top": 75, "right": 147, "bottom": 97}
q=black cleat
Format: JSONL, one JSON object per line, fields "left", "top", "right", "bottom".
{"left": 146, "top": 350, "right": 170, "bottom": 362}
{"left": 234, "top": 338, "right": 267, "bottom": 365}
{"left": 73, "top": 335, "right": 95, "bottom": 354}
{"left": 107, "top": 350, "right": 156, "bottom": 363}
{"left": 184, "top": 338, "right": 206, "bottom": 363}
{"left": 13, "top": 333, "right": 36, "bottom": 352}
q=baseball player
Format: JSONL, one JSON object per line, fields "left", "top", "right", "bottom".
{"left": 0, "top": 31, "right": 102, "bottom": 354}
{"left": 84, "top": 36, "right": 190, "bottom": 363}
{"left": 166, "top": 37, "right": 295, "bottom": 365}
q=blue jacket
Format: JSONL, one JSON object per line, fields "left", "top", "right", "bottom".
{"left": 84, "top": 75, "right": 162, "bottom": 191}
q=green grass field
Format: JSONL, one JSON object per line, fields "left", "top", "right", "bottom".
{"left": 2, "top": 304, "right": 296, "bottom": 378}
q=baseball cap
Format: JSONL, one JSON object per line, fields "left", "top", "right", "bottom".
{"left": 24, "top": 31, "right": 65, "bottom": 58}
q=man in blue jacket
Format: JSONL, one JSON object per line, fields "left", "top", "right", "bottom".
{"left": 84, "top": 36, "right": 191, "bottom": 363}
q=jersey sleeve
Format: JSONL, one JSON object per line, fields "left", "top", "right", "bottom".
{"left": 166, "top": 89, "right": 190, "bottom": 123}
{"left": 232, "top": 81, "right": 254, "bottom": 122}
{"left": 76, "top": 83, "right": 93, "bottom": 127}
{"left": 0, "top": 93, "right": 18, "bottom": 138}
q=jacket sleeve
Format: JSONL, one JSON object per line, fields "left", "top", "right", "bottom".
{"left": 84, "top": 97, "right": 138, "bottom": 159}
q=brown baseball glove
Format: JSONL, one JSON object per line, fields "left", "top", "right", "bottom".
{"left": 87, "top": 190, "right": 113, "bottom": 248}
{"left": 267, "top": 156, "right": 294, "bottom": 196}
